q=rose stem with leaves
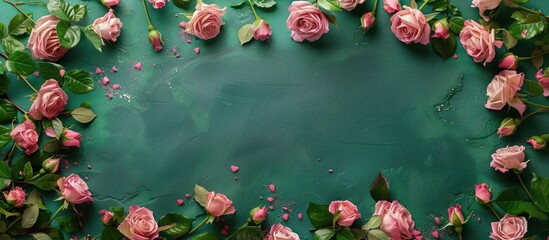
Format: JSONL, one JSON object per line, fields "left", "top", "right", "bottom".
{"left": 247, "top": 0, "right": 260, "bottom": 20}
{"left": 418, "top": 0, "right": 429, "bottom": 11}
{"left": 188, "top": 214, "right": 211, "bottom": 235}
{"left": 515, "top": 172, "right": 534, "bottom": 202}
{"left": 0, "top": 52, "right": 39, "bottom": 93}
{"left": 2, "top": 0, "right": 36, "bottom": 24}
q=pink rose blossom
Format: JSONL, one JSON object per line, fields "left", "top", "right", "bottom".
{"left": 5, "top": 187, "right": 26, "bottom": 207}
{"left": 475, "top": 183, "right": 492, "bottom": 204}
{"left": 93, "top": 9, "right": 123, "bottom": 45}
{"left": 118, "top": 206, "right": 159, "bottom": 240}
{"left": 485, "top": 70, "right": 525, "bottom": 115}
{"left": 390, "top": 6, "right": 430, "bottom": 45}
{"left": 27, "top": 15, "right": 68, "bottom": 61}
{"left": 100, "top": 0, "right": 120, "bottom": 7}
{"left": 29, "top": 80, "right": 68, "bottom": 120}
{"left": 535, "top": 68, "right": 549, "bottom": 97}
{"left": 99, "top": 209, "right": 114, "bottom": 225}
{"left": 373, "top": 200, "right": 415, "bottom": 239}
{"left": 251, "top": 206, "right": 267, "bottom": 224}
{"left": 57, "top": 174, "right": 93, "bottom": 204}
{"left": 286, "top": 1, "right": 330, "bottom": 42}
{"left": 252, "top": 20, "right": 272, "bottom": 41}
{"left": 459, "top": 20, "right": 502, "bottom": 65}
{"left": 338, "top": 0, "right": 365, "bottom": 11}
{"left": 148, "top": 0, "right": 165, "bottom": 9}
{"left": 498, "top": 54, "right": 519, "bottom": 70}
{"left": 328, "top": 200, "right": 361, "bottom": 227}
{"left": 432, "top": 19, "right": 449, "bottom": 39}
{"left": 147, "top": 30, "right": 163, "bottom": 52}
{"left": 489, "top": 214, "right": 527, "bottom": 240}
{"left": 497, "top": 117, "right": 518, "bottom": 137}
{"left": 186, "top": 3, "right": 226, "bottom": 40}
{"left": 62, "top": 129, "right": 81, "bottom": 148}
{"left": 472, "top": 0, "right": 502, "bottom": 21}
{"left": 264, "top": 224, "right": 300, "bottom": 240}
{"left": 206, "top": 192, "right": 235, "bottom": 217}
{"left": 361, "top": 12, "right": 376, "bottom": 31}
{"left": 490, "top": 145, "right": 529, "bottom": 173}
{"left": 383, "top": 0, "right": 401, "bottom": 13}
{"left": 10, "top": 120, "right": 39, "bottom": 155}
{"left": 448, "top": 204, "right": 465, "bottom": 226}
{"left": 42, "top": 158, "right": 60, "bottom": 173}
{"left": 527, "top": 136, "right": 546, "bottom": 150}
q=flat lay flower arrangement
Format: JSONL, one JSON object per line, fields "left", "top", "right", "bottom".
{"left": 0, "top": 0, "right": 548, "bottom": 239}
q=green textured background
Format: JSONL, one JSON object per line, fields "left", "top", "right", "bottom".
{"left": 2, "top": 0, "right": 549, "bottom": 239}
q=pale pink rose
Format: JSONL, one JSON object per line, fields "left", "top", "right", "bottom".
{"left": 328, "top": 200, "right": 361, "bottom": 227}
{"left": 62, "top": 129, "right": 81, "bottom": 148}
{"left": 475, "top": 183, "right": 492, "bottom": 204}
{"left": 101, "top": 0, "right": 120, "bottom": 7}
{"left": 29, "top": 80, "right": 68, "bottom": 120}
{"left": 252, "top": 207, "right": 267, "bottom": 224}
{"left": 99, "top": 209, "right": 114, "bottom": 225}
{"left": 27, "top": 15, "right": 68, "bottom": 61}
{"left": 286, "top": 1, "right": 330, "bottom": 42}
{"left": 448, "top": 204, "right": 465, "bottom": 226}
{"left": 390, "top": 6, "right": 430, "bottom": 45}
{"left": 57, "top": 174, "right": 93, "bottom": 204}
{"left": 92, "top": 9, "right": 123, "bottom": 45}
{"left": 338, "top": 0, "right": 365, "bottom": 11}
{"left": 489, "top": 214, "right": 527, "bottom": 240}
{"left": 535, "top": 68, "right": 549, "bottom": 97}
{"left": 252, "top": 20, "right": 272, "bottom": 41}
{"left": 373, "top": 200, "right": 415, "bottom": 239}
{"left": 5, "top": 187, "right": 26, "bottom": 207}
{"left": 485, "top": 70, "right": 525, "bottom": 115}
{"left": 264, "top": 224, "right": 300, "bottom": 240}
{"left": 432, "top": 19, "right": 449, "bottom": 39}
{"left": 186, "top": 3, "right": 226, "bottom": 40}
{"left": 148, "top": 0, "right": 165, "bottom": 9}
{"left": 118, "top": 206, "right": 159, "bottom": 240}
{"left": 206, "top": 192, "right": 235, "bottom": 217}
{"left": 527, "top": 137, "right": 546, "bottom": 150}
{"left": 459, "top": 20, "right": 502, "bottom": 65}
{"left": 42, "top": 158, "right": 60, "bottom": 173}
{"left": 497, "top": 117, "right": 518, "bottom": 137}
{"left": 472, "top": 0, "right": 502, "bottom": 21}
{"left": 498, "top": 54, "right": 518, "bottom": 70}
{"left": 10, "top": 120, "right": 39, "bottom": 155}
{"left": 361, "top": 12, "right": 375, "bottom": 31}
{"left": 490, "top": 145, "right": 529, "bottom": 173}
{"left": 383, "top": 0, "right": 401, "bottom": 13}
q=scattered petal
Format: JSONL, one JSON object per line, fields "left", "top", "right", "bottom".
{"left": 112, "top": 84, "right": 120, "bottom": 90}
{"left": 434, "top": 217, "right": 441, "bottom": 225}
{"left": 412, "top": 229, "right": 421, "bottom": 236}
{"left": 282, "top": 207, "right": 288, "bottom": 211}
{"left": 185, "top": 193, "right": 190, "bottom": 199}
{"left": 106, "top": 93, "right": 113, "bottom": 99}
{"left": 282, "top": 214, "right": 289, "bottom": 221}
{"left": 194, "top": 47, "right": 200, "bottom": 54}
{"left": 33, "top": 71, "right": 40, "bottom": 77}
{"left": 111, "top": 66, "right": 118, "bottom": 72}
{"left": 477, "top": 217, "right": 481, "bottom": 222}
{"left": 431, "top": 230, "right": 439, "bottom": 239}
{"left": 87, "top": 164, "right": 92, "bottom": 169}
{"left": 269, "top": 206, "right": 274, "bottom": 210}
{"left": 267, "top": 197, "right": 274, "bottom": 203}
{"left": 59, "top": 69, "right": 65, "bottom": 77}
{"left": 230, "top": 165, "right": 239, "bottom": 173}
{"left": 101, "top": 76, "right": 110, "bottom": 85}
{"left": 521, "top": 29, "right": 528, "bottom": 38}
{"left": 297, "top": 213, "right": 303, "bottom": 220}
{"left": 268, "top": 184, "right": 276, "bottom": 193}
{"left": 179, "top": 22, "right": 187, "bottom": 29}
{"left": 133, "top": 62, "right": 143, "bottom": 70}
{"left": 95, "top": 67, "right": 102, "bottom": 75}
{"left": 453, "top": 53, "right": 458, "bottom": 59}
{"left": 177, "top": 199, "right": 184, "bottom": 206}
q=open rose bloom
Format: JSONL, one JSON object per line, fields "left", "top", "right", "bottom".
{"left": 489, "top": 214, "right": 527, "bottom": 240}
{"left": 264, "top": 224, "right": 300, "bottom": 240}
{"left": 186, "top": 3, "right": 226, "bottom": 40}
{"left": 27, "top": 15, "right": 68, "bottom": 62}
{"left": 10, "top": 120, "right": 39, "bottom": 155}
{"left": 205, "top": 192, "right": 235, "bottom": 217}
{"left": 328, "top": 200, "right": 361, "bottom": 227}
{"left": 5, "top": 187, "right": 26, "bottom": 207}
{"left": 485, "top": 70, "right": 525, "bottom": 115}
{"left": 390, "top": 6, "right": 430, "bottom": 45}
{"left": 338, "top": 0, "right": 365, "bottom": 11}
{"left": 57, "top": 174, "right": 93, "bottom": 204}
{"left": 373, "top": 200, "right": 415, "bottom": 239}
{"left": 92, "top": 9, "right": 123, "bottom": 45}
{"left": 472, "top": 0, "right": 502, "bottom": 21}
{"left": 459, "top": 20, "right": 502, "bottom": 65}
{"left": 286, "top": 1, "right": 329, "bottom": 42}
{"left": 490, "top": 145, "right": 529, "bottom": 173}
{"left": 118, "top": 205, "right": 159, "bottom": 240}
{"left": 29, "top": 80, "right": 69, "bottom": 120}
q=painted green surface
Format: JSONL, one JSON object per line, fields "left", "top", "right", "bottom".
{"left": 1, "top": 0, "right": 549, "bottom": 239}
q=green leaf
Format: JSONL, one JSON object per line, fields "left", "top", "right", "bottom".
{"left": 69, "top": 4, "right": 87, "bottom": 22}
{"left": 0, "top": 221, "right": 6, "bottom": 233}
{"left": 37, "top": 62, "right": 63, "bottom": 81}
{"left": 368, "top": 229, "right": 390, "bottom": 240}
{"left": 191, "top": 232, "right": 222, "bottom": 240}
{"left": 0, "top": 63, "right": 4, "bottom": 75}
{"left": 525, "top": 79, "right": 544, "bottom": 97}
{"left": 531, "top": 173, "right": 549, "bottom": 213}
{"left": 0, "top": 234, "right": 9, "bottom": 240}
{"left": 502, "top": 29, "right": 518, "bottom": 50}
{"left": 448, "top": 4, "right": 461, "bottom": 16}
{"left": 0, "top": 74, "right": 8, "bottom": 95}
{"left": 0, "top": 126, "right": 12, "bottom": 149}
{"left": 173, "top": 0, "right": 191, "bottom": 9}
{"left": 522, "top": 236, "right": 538, "bottom": 240}
{"left": 42, "top": 139, "right": 62, "bottom": 153}
{"left": 22, "top": 205, "right": 39, "bottom": 228}
{"left": 238, "top": 24, "right": 253, "bottom": 45}
{"left": 6, "top": 51, "right": 38, "bottom": 76}
{"left": 432, "top": 33, "right": 457, "bottom": 59}
{"left": 307, "top": 202, "right": 332, "bottom": 228}
{"left": 324, "top": 11, "right": 337, "bottom": 26}
{"left": 52, "top": 118, "right": 63, "bottom": 139}
{"left": 409, "top": 0, "right": 417, "bottom": 9}
{"left": 431, "top": 1, "right": 448, "bottom": 12}
{"left": 508, "top": 11, "right": 546, "bottom": 40}
{"left": 449, "top": 16, "right": 465, "bottom": 35}
{"left": 194, "top": 184, "right": 209, "bottom": 208}
{"left": 31, "top": 174, "right": 60, "bottom": 190}
{"left": 362, "top": 215, "right": 381, "bottom": 231}
{"left": 313, "top": 229, "right": 335, "bottom": 240}
{"left": 101, "top": 225, "right": 124, "bottom": 240}
{"left": 0, "top": 23, "right": 6, "bottom": 38}
{"left": 27, "top": 190, "right": 43, "bottom": 205}
{"left": 494, "top": 188, "right": 548, "bottom": 220}
{"left": 47, "top": 0, "right": 71, "bottom": 22}
{"left": 56, "top": 21, "right": 81, "bottom": 49}
{"left": 23, "top": 161, "right": 33, "bottom": 182}
{"left": 531, "top": 48, "right": 544, "bottom": 69}
{"left": 226, "top": 226, "right": 264, "bottom": 240}
{"left": 32, "top": 233, "right": 52, "bottom": 240}
{"left": 370, "top": 171, "right": 390, "bottom": 201}
{"left": 253, "top": 0, "right": 276, "bottom": 8}
{"left": 71, "top": 107, "right": 96, "bottom": 123}
{"left": 55, "top": 215, "right": 78, "bottom": 233}
{"left": 0, "top": 161, "right": 11, "bottom": 190}
{"left": 43, "top": 228, "right": 64, "bottom": 240}
{"left": 336, "top": 229, "right": 354, "bottom": 240}
{"left": 318, "top": 0, "right": 342, "bottom": 11}
{"left": 2, "top": 36, "right": 25, "bottom": 55}
{"left": 0, "top": 99, "right": 17, "bottom": 123}
{"left": 158, "top": 213, "right": 193, "bottom": 238}
{"left": 110, "top": 206, "right": 125, "bottom": 224}
{"left": 64, "top": 70, "right": 94, "bottom": 94}
{"left": 230, "top": 1, "right": 245, "bottom": 8}
{"left": 79, "top": 26, "right": 102, "bottom": 52}
{"left": 424, "top": 12, "right": 438, "bottom": 22}
{"left": 8, "top": 13, "right": 33, "bottom": 36}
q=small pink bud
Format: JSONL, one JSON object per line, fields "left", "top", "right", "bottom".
{"left": 148, "top": 29, "right": 164, "bottom": 52}
{"left": 497, "top": 117, "right": 519, "bottom": 137}
{"left": 194, "top": 47, "right": 200, "bottom": 54}
{"left": 251, "top": 19, "right": 272, "bottom": 41}
{"left": 432, "top": 18, "right": 450, "bottom": 39}
{"left": 527, "top": 135, "right": 547, "bottom": 150}
{"left": 448, "top": 204, "right": 465, "bottom": 227}
{"left": 498, "top": 53, "right": 519, "bottom": 70}
{"left": 361, "top": 12, "right": 376, "bottom": 31}
{"left": 42, "top": 158, "right": 60, "bottom": 173}
{"left": 250, "top": 207, "right": 267, "bottom": 224}
{"left": 59, "top": 69, "right": 65, "bottom": 77}
{"left": 475, "top": 183, "right": 492, "bottom": 204}
{"left": 99, "top": 209, "right": 114, "bottom": 225}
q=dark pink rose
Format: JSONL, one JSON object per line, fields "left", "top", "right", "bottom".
{"left": 361, "top": 12, "right": 375, "bottom": 31}
{"left": 186, "top": 3, "right": 226, "bottom": 40}
{"left": 251, "top": 206, "right": 267, "bottom": 224}
{"left": 338, "top": 0, "right": 365, "bottom": 11}
{"left": 448, "top": 204, "right": 465, "bottom": 226}
{"left": 535, "top": 68, "right": 549, "bottom": 97}
{"left": 390, "top": 7, "right": 430, "bottom": 45}
{"left": 10, "top": 120, "right": 39, "bottom": 155}
{"left": 373, "top": 200, "right": 415, "bottom": 239}
{"left": 27, "top": 15, "right": 68, "bottom": 62}
{"left": 489, "top": 214, "right": 527, "bottom": 240}
{"left": 383, "top": 0, "right": 401, "bottom": 13}
{"left": 328, "top": 200, "right": 361, "bottom": 227}
{"left": 490, "top": 145, "right": 528, "bottom": 173}
{"left": 148, "top": 0, "right": 165, "bottom": 9}
{"left": 57, "top": 174, "right": 93, "bottom": 204}
{"left": 206, "top": 192, "right": 235, "bottom": 217}
{"left": 42, "top": 158, "right": 60, "bottom": 173}
{"left": 475, "top": 183, "right": 492, "bottom": 204}
{"left": 459, "top": 20, "right": 502, "bottom": 65}
{"left": 527, "top": 136, "right": 546, "bottom": 150}
{"left": 99, "top": 209, "right": 114, "bottom": 225}
{"left": 29, "top": 80, "right": 68, "bottom": 120}
{"left": 264, "top": 224, "right": 300, "bottom": 240}
{"left": 118, "top": 206, "right": 159, "bottom": 240}
{"left": 5, "top": 187, "right": 26, "bottom": 207}
{"left": 286, "top": 1, "right": 329, "bottom": 42}
{"left": 93, "top": 9, "right": 123, "bottom": 44}
{"left": 472, "top": 0, "right": 502, "bottom": 21}
{"left": 252, "top": 20, "right": 272, "bottom": 41}
{"left": 485, "top": 70, "right": 525, "bottom": 115}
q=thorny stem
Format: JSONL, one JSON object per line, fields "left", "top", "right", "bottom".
{"left": 516, "top": 172, "right": 534, "bottom": 202}
{"left": 418, "top": 0, "right": 429, "bottom": 11}
{"left": 3, "top": 0, "right": 36, "bottom": 24}
{"left": 140, "top": 0, "right": 155, "bottom": 31}
{"left": 486, "top": 203, "right": 502, "bottom": 220}
{"left": 247, "top": 0, "right": 260, "bottom": 20}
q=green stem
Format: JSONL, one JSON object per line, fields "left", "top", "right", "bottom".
{"left": 516, "top": 172, "right": 534, "bottom": 202}
{"left": 188, "top": 214, "right": 211, "bottom": 235}
{"left": 3, "top": 0, "right": 35, "bottom": 24}
{"left": 522, "top": 99, "right": 549, "bottom": 109}
{"left": 29, "top": 172, "right": 42, "bottom": 181}
{"left": 140, "top": 0, "right": 155, "bottom": 31}
{"left": 48, "top": 203, "right": 65, "bottom": 225}
{"left": 418, "top": 0, "right": 429, "bottom": 11}
{"left": 0, "top": 52, "right": 8, "bottom": 60}
{"left": 4, "top": 142, "right": 17, "bottom": 164}
{"left": 14, "top": 1, "right": 47, "bottom": 6}
{"left": 516, "top": 4, "right": 542, "bottom": 16}
{"left": 486, "top": 203, "right": 501, "bottom": 220}
{"left": 458, "top": 233, "right": 463, "bottom": 240}
{"left": 247, "top": 0, "right": 260, "bottom": 20}
{"left": 522, "top": 108, "right": 547, "bottom": 121}
{"left": 518, "top": 48, "right": 549, "bottom": 60}
{"left": 5, "top": 95, "right": 28, "bottom": 114}
{"left": 372, "top": 0, "right": 379, "bottom": 15}
{"left": 19, "top": 75, "right": 38, "bottom": 93}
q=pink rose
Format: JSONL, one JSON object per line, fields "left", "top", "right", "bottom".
{"left": 147, "top": 30, "right": 163, "bottom": 52}
{"left": 148, "top": 0, "right": 165, "bottom": 9}
{"left": 100, "top": 0, "right": 120, "bottom": 7}
{"left": 62, "top": 129, "right": 81, "bottom": 148}
{"left": 448, "top": 204, "right": 465, "bottom": 226}
{"left": 27, "top": 15, "right": 68, "bottom": 62}
{"left": 99, "top": 209, "right": 114, "bottom": 225}
{"left": 475, "top": 183, "right": 492, "bottom": 204}
{"left": 264, "top": 224, "right": 300, "bottom": 240}
{"left": 338, "top": 0, "right": 365, "bottom": 11}
{"left": 383, "top": 0, "right": 401, "bottom": 13}
{"left": 490, "top": 145, "right": 529, "bottom": 173}
{"left": 485, "top": 70, "right": 525, "bottom": 115}
{"left": 118, "top": 206, "right": 159, "bottom": 240}
{"left": 373, "top": 200, "right": 415, "bottom": 239}
{"left": 361, "top": 12, "right": 376, "bottom": 31}
{"left": 489, "top": 214, "right": 527, "bottom": 240}
{"left": 29, "top": 80, "right": 68, "bottom": 120}
{"left": 328, "top": 200, "right": 361, "bottom": 227}
{"left": 527, "top": 136, "right": 546, "bottom": 150}
{"left": 186, "top": 3, "right": 226, "bottom": 40}
{"left": 497, "top": 117, "right": 518, "bottom": 137}
{"left": 252, "top": 20, "right": 272, "bottom": 41}
{"left": 498, "top": 54, "right": 519, "bottom": 70}
{"left": 10, "top": 120, "right": 39, "bottom": 155}
{"left": 286, "top": 1, "right": 330, "bottom": 42}
{"left": 390, "top": 7, "right": 430, "bottom": 45}
{"left": 92, "top": 9, "right": 123, "bottom": 45}
{"left": 535, "top": 68, "right": 549, "bottom": 97}
{"left": 472, "top": 0, "right": 502, "bottom": 21}
{"left": 206, "top": 192, "right": 235, "bottom": 217}
{"left": 251, "top": 206, "right": 267, "bottom": 225}
{"left": 5, "top": 187, "right": 26, "bottom": 207}
{"left": 42, "top": 158, "right": 60, "bottom": 173}
{"left": 57, "top": 174, "right": 93, "bottom": 204}
{"left": 459, "top": 20, "right": 502, "bottom": 65}
{"left": 432, "top": 19, "right": 449, "bottom": 39}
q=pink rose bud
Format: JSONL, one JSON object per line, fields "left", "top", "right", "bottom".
{"left": 100, "top": 0, "right": 120, "bottom": 7}
{"left": 328, "top": 200, "right": 361, "bottom": 227}
{"left": 535, "top": 68, "right": 549, "bottom": 97}
{"left": 251, "top": 19, "right": 272, "bottom": 41}
{"left": 432, "top": 18, "right": 449, "bottom": 39}
{"left": 286, "top": 1, "right": 330, "bottom": 42}
{"left": 148, "top": 29, "right": 163, "bottom": 52}
{"left": 390, "top": 7, "right": 431, "bottom": 45}
{"left": 206, "top": 192, "right": 236, "bottom": 217}
{"left": 186, "top": 3, "right": 226, "bottom": 40}
{"left": 338, "top": 0, "right": 365, "bottom": 11}
{"left": 62, "top": 129, "right": 81, "bottom": 148}
{"left": 42, "top": 158, "right": 61, "bottom": 173}
{"left": 118, "top": 206, "right": 159, "bottom": 240}
{"left": 361, "top": 12, "right": 376, "bottom": 31}
{"left": 27, "top": 15, "right": 68, "bottom": 61}
{"left": 497, "top": 117, "right": 519, "bottom": 137}
{"left": 383, "top": 0, "right": 401, "bottom": 14}
{"left": 59, "top": 69, "right": 65, "bottom": 77}
{"left": 448, "top": 204, "right": 465, "bottom": 229}
{"left": 250, "top": 206, "right": 267, "bottom": 225}
{"left": 475, "top": 183, "right": 492, "bottom": 204}
{"left": 99, "top": 209, "right": 114, "bottom": 225}
{"left": 57, "top": 173, "right": 93, "bottom": 204}
{"left": 490, "top": 145, "right": 529, "bottom": 173}
{"left": 498, "top": 53, "right": 519, "bottom": 70}
{"left": 148, "top": 0, "right": 166, "bottom": 9}
{"left": 10, "top": 120, "right": 39, "bottom": 155}
{"left": 5, "top": 187, "right": 26, "bottom": 207}
{"left": 29, "top": 80, "right": 69, "bottom": 120}
{"left": 490, "top": 214, "right": 527, "bottom": 240}
{"left": 527, "top": 135, "right": 547, "bottom": 150}
{"left": 264, "top": 224, "right": 300, "bottom": 240}
{"left": 92, "top": 9, "right": 123, "bottom": 45}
